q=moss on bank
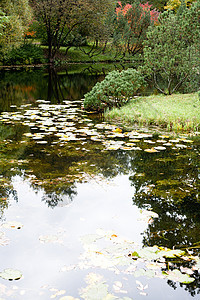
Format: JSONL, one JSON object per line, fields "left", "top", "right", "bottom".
{"left": 105, "top": 93, "right": 200, "bottom": 132}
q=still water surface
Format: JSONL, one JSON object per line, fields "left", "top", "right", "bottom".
{"left": 0, "top": 66, "right": 199, "bottom": 299}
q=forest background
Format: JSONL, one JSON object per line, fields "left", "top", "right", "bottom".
{"left": 0, "top": 0, "right": 199, "bottom": 103}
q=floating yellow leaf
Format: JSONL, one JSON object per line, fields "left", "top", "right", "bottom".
{"left": 180, "top": 139, "right": 194, "bottom": 143}
{"left": 113, "top": 128, "right": 122, "bottom": 133}
{"left": 111, "top": 234, "right": 118, "bottom": 238}
{"left": 144, "top": 148, "right": 159, "bottom": 153}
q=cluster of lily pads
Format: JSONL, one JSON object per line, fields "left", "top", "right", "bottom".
{"left": 40, "top": 211, "right": 200, "bottom": 298}
{"left": 0, "top": 210, "right": 199, "bottom": 299}
{"left": 0, "top": 221, "right": 23, "bottom": 282}
{"left": 0, "top": 100, "right": 195, "bottom": 154}
{"left": 59, "top": 219, "right": 200, "bottom": 299}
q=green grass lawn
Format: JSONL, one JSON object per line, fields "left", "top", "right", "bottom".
{"left": 39, "top": 44, "right": 136, "bottom": 64}
{"left": 57, "top": 45, "right": 135, "bottom": 63}
{"left": 105, "top": 93, "right": 200, "bottom": 132}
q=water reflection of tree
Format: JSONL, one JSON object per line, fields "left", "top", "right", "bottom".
{"left": 0, "top": 124, "right": 27, "bottom": 218}
{"left": 128, "top": 144, "right": 200, "bottom": 247}
{"left": 41, "top": 188, "right": 77, "bottom": 208}
{"left": 23, "top": 139, "right": 200, "bottom": 298}
{"left": 127, "top": 145, "right": 200, "bottom": 297}
{"left": 0, "top": 64, "right": 133, "bottom": 107}
{"left": 0, "top": 69, "right": 44, "bottom": 111}
{"left": 20, "top": 141, "right": 131, "bottom": 207}
{"left": 0, "top": 127, "right": 199, "bottom": 294}
{"left": 46, "top": 66, "right": 102, "bottom": 102}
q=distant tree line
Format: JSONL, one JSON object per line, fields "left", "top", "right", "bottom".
{"left": 0, "top": 0, "right": 199, "bottom": 96}
{"left": 0, "top": 0, "right": 185, "bottom": 62}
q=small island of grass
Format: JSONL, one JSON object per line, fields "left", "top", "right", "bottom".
{"left": 105, "top": 93, "right": 200, "bottom": 132}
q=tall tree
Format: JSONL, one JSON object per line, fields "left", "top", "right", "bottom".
{"left": 31, "top": 0, "right": 91, "bottom": 63}
{"left": 30, "top": 0, "right": 79, "bottom": 62}
{"left": 77, "top": 0, "right": 116, "bottom": 57}
{"left": 143, "top": 1, "right": 200, "bottom": 94}
{"left": 31, "top": 0, "right": 115, "bottom": 62}
{"left": 0, "top": 0, "right": 32, "bottom": 57}
{"left": 113, "top": 0, "right": 159, "bottom": 56}
{"left": 0, "top": 9, "right": 9, "bottom": 35}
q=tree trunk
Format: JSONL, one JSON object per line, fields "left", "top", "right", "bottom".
{"left": 48, "top": 34, "right": 54, "bottom": 64}
{"left": 102, "top": 41, "right": 107, "bottom": 54}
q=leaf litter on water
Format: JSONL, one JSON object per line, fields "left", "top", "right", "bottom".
{"left": 76, "top": 229, "right": 197, "bottom": 288}
{"left": 0, "top": 100, "right": 194, "bottom": 157}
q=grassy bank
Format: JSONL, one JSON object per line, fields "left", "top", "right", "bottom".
{"left": 52, "top": 45, "right": 137, "bottom": 64}
{"left": 105, "top": 93, "right": 200, "bottom": 132}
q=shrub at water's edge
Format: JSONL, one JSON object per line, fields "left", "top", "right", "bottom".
{"left": 105, "top": 93, "right": 200, "bottom": 132}
{"left": 2, "top": 43, "right": 45, "bottom": 65}
{"left": 83, "top": 68, "right": 146, "bottom": 112}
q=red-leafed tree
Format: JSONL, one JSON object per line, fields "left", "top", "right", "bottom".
{"left": 114, "top": 0, "right": 159, "bottom": 56}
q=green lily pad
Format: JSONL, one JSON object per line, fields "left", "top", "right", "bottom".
{"left": 133, "top": 246, "right": 161, "bottom": 260}
{"left": 134, "top": 268, "right": 146, "bottom": 277}
{"left": 80, "top": 234, "right": 102, "bottom": 245}
{"left": 159, "top": 249, "right": 185, "bottom": 258}
{"left": 80, "top": 282, "right": 109, "bottom": 300}
{"left": 163, "top": 269, "right": 195, "bottom": 284}
{"left": 0, "top": 268, "right": 23, "bottom": 280}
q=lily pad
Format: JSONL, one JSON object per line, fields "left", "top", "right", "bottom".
{"left": 134, "top": 268, "right": 147, "bottom": 277}
{"left": 2, "top": 221, "right": 23, "bottom": 229}
{"left": 154, "top": 146, "right": 166, "bottom": 151}
{"left": 80, "top": 282, "right": 110, "bottom": 300}
{"left": 80, "top": 234, "right": 102, "bottom": 245}
{"left": 140, "top": 210, "right": 159, "bottom": 219}
{"left": 0, "top": 268, "right": 22, "bottom": 280}
{"left": 163, "top": 269, "right": 195, "bottom": 284}
{"left": 133, "top": 246, "right": 161, "bottom": 260}
{"left": 175, "top": 144, "right": 187, "bottom": 149}
{"left": 144, "top": 148, "right": 159, "bottom": 153}
{"left": 39, "top": 234, "right": 62, "bottom": 244}
{"left": 158, "top": 249, "right": 185, "bottom": 258}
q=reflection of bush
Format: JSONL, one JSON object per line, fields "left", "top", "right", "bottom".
{"left": 0, "top": 69, "right": 44, "bottom": 111}
{"left": 0, "top": 69, "right": 43, "bottom": 86}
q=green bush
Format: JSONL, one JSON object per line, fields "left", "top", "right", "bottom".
{"left": 3, "top": 43, "right": 45, "bottom": 65}
{"left": 83, "top": 68, "right": 146, "bottom": 111}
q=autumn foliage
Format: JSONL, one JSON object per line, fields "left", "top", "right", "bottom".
{"left": 116, "top": 1, "right": 159, "bottom": 24}
{"left": 114, "top": 1, "right": 159, "bottom": 56}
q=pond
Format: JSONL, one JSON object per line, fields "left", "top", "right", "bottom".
{"left": 0, "top": 66, "right": 199, "bottom": 300}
